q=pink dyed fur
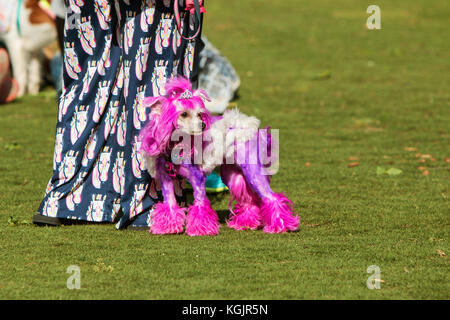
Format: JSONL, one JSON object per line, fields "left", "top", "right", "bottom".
{"left": 140, "top": 78, "right": 210, "bottom": 157}
{"left": 222, "top": 165, "right": 262, "bottom": 230}
{"left": 149, "top": 202, "right": 186, "bottom": 234}
{"left": 185, "top": 200, "right": 220, "bottom": 236}
{"left": 140, "top": 77, "right": 300, "bottom": 236}
{"left": 227, "top": 204, "right": 261, "bottom": 231}
{"left": 260, "top": 193, "right": 300, "bottom": 233}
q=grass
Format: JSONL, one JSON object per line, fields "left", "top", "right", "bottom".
{"left": 0, "top": 0, "right": 449, "bottom": 299}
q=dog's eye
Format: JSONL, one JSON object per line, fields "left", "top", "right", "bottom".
{"left": 181, "top": 112, "right": 188, "bottom": 118}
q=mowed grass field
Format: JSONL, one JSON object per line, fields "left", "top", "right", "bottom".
{"left": 0, "top": 0, "right": 448, "bottom": 299}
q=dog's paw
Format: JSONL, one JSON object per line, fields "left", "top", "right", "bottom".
{"left": 227, "top": 204, "right": 262, "bottom": 231}
{"left": 149, "top": 203, "right": 186, "bottom": 235}
{"left": 260, "top": 193, "right": 300, "bottom": 233}
{"left": 185, "top": 201, "right": 219, "bottom": 236}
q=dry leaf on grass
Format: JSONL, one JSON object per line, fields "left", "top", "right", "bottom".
{"left": 348, "top": 162, "right": 359, "bottom": 167}
{"left": 437, "top": 249, "right": 445, "bottom": 257}
{"left": 422, "top": 170, "right": 429, "bottom": 176}
{"left": 404, "top": 147, "right": 417, "bottom": 151}
{"left": 305, "top": 223, "right": 321, "bottom": 228}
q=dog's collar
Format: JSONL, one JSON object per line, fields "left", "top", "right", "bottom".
{"left": 162, "top": 155, "right": 177, "bottom": 178}
{"left": 162, "top": 140, "right": 194, "bottom": 178}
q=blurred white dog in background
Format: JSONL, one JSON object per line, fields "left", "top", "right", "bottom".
{"left": 0, "top": 0, "right": 57, "bottom": 96}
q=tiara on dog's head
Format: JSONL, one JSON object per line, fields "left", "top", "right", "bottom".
{"left": 178, "top": 89, "right": 193, "bottom": 100}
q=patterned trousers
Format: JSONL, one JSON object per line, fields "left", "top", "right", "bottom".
{"left": 37, "top": 0, "right": 202, "bottom": 229}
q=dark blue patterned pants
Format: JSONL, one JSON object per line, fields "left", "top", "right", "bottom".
{"left": 37, "top": 0, "right": 202, "bottom": 229}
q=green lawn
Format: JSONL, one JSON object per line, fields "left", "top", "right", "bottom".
{"left": 0, "top": 0, "right": 448, "bottom": 299}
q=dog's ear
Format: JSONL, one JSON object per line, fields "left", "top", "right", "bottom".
{"left": 140, "top": 96, "right": 171, "bottom": 158}
{"left": 143, "top": 96, "right": 166, "bottom": 116}
{"left": 193, "top": 89, "right": 211, "bottom": 102}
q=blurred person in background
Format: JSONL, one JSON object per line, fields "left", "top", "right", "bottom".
{"left": 0, "top": 0, "right": 19, "bottom": 103}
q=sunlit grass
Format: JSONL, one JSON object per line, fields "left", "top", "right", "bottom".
{"left": 0, "top": 0, "right": 448, "bottom": 299}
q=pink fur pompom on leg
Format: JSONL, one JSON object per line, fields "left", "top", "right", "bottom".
{"left": 149, "top": 202, "right": 186, "bottom": 235}
{"left": 260, "top": 193, "right": 300, "bottom": 234}
{"left": 227, "top": 204, "right": 262, "bottom": 231}
{"left": 185, "top": 200, "right": 220, "bottom": 236}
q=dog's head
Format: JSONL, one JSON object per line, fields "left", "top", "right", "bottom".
{"left": 139, "top": 77, "right": 211, "bottom": 157}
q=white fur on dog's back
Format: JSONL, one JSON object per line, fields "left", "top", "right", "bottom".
{"left": 202, "top": 108, "right": 260, "bottom": 173}
{"left": 142, "top": 108, "right": 261, "bottom": 175}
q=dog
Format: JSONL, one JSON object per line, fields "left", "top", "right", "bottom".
{"left": 0, "top": 0, "right": 57, "bottom": 96}
{"left": 139, "top": 77, "right": 300, "bottom": 236}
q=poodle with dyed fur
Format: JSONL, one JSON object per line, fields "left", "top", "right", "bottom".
{"left": 139, "top": 77, "right": 300, "bottom": 236}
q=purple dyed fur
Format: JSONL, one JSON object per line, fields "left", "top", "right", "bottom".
{"left": 180, "top": 164, "right": 220, "bottom": 236}
{"left": 149, "top": 157, "right": 186, "bottom": 234}
{"left": 222, "top": 140, "right": 300, "bottom": 233}
{"left": 140, "top": 77, "right": 300, "bottom": 236}
{"left": 221, "top": 164, "right": 262, "bottom": 230}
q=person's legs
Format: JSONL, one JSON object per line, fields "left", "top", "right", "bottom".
{"left": 35, "top": 0, "right": 123, "bottom": 225}
{"left": 115, "top": 0, "right": 205, "bottom": 230}
{"left": 35, "top": 0, "right": 205, "bottom": 229}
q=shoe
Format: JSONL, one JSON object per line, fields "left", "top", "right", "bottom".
{"left": 123, "top": 210, "right": 151, "bottom": 231}
{"left": 185, "top": 171, "right": 228, "bottom": 193}
{"left": 32, "top": 214, "right": 62, "bottom": 226}
{"left": 126, "top": 225, "right": 149, "bottom": 231}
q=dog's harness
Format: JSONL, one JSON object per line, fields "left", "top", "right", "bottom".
{"left": 163, "top": 155, "right": 177, "bottom": 178}
{"left": 162, "top": 139, "right": 196, "bottom": 178}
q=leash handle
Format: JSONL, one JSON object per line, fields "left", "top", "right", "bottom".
{"left": 174, "top": 0, "right": 203, "bottom": 41}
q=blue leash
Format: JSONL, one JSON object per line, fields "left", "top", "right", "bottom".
{"left": 16, "top": 0, "right": 23, "bottom": 36}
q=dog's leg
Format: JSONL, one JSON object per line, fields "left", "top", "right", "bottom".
{"left": 149, "top": 158, "right": 186, "bottom": 234}
{"left": 8, "top": 40, "right": 28, "bottom": 97}
{"left": 221, "top": 164, "right": 262, "bottom": 230}
{"left": 239, "top": 163, "right": 300, "bottom": 233}
{"left": 27, "top": 53, "right": 42, "bottom": 95}
{"left": 180, "top": 164, "right": 219, "bottom": 236}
